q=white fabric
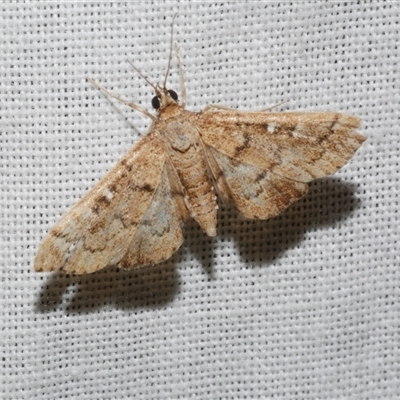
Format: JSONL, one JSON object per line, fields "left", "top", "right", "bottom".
{"left": 1, "top": 2, "right": 399, "bottom": 399}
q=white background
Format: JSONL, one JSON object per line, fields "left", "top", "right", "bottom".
{"left": 1, "top": 2, "right": 399, "bottom": 399}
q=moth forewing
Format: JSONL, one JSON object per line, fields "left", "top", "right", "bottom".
{"left": 198, "top": 111, "right": 364, "bottom": 184}
{"left": 34, "top": 134, "right": 171, "bottom": 274}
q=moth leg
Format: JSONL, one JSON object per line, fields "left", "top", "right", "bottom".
{"left": 259, "top": 99, "right": 289, "bottom": 112}
{"left": 86, "top": 77, "right": 156, "bottom": 121}
{"left": 174, "top": 43, "right": 187, "bottom": 107}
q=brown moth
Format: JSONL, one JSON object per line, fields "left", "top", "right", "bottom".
{"left": 35, "top": 22, "right": 365, "bottom": 275}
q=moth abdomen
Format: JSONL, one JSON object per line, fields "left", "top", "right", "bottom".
{"left": 170, "top": 138, "right": 217, "bottom": 237}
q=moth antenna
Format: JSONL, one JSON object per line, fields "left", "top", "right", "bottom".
{"left": 260, "top": 99, "right": 290, "bottom": 112}
{"left": 163, "top": 12, "right": 179, "bottom": 89}
{"left": 174, "top": 42, "right": 186, "bottom": 106}
{"left": 86, "top": 77, "right": 156, "bottom": 121}
{"left": 127, "top": 60, "right": 157, "bottom": 91}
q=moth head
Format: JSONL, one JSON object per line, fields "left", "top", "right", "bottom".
{"left": 151, "top": 85, "right": 179, "bottom": 111}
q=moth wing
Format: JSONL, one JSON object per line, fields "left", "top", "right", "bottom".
{"left": 198, "top": 111, "right": 365, "bottom": 183}
{"left": 35, "top": 133, "right": 186, "bottom": 275}
{"left": 197, "top": 111, "right": 365, "bottom": 219}
{"left": 205, "top": 148, "right": 308, "bottom": 219}
{"left": 118, "top": 162, "right": 188, "bottom": 269}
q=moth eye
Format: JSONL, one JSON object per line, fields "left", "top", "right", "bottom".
{"left": 152, "top": 96, "right": 160, "bottom": 109}
{"left": 168, "top": 90, "right": 178, "bottom": 101}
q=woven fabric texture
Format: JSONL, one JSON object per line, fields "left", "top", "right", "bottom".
{"left": 1, "top": 2, "right": 399, "bottom": 399}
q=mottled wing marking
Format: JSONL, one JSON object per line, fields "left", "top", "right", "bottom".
{"left": 198, "top": 112, "right": 365, "bottom": 183}
{"left": 119, "top": 166, "right": 184, "bottom": 268}
{"left": 208, "top": 148, "right": 308, "bottom": 219}
{"left": 34, "top": 134, "right": 184, "bottom": 275}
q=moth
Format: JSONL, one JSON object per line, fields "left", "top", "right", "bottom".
{"left": 35, "top": 23, "right": 365, "bottom": 275}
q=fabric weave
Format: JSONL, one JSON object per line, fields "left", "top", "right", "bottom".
{"left": 1, "top": 2, "right": 398, "bottom": 399}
